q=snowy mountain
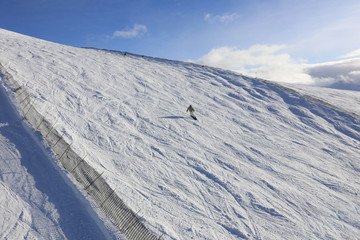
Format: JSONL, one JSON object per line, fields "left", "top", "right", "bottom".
{"left": 0, "top": 29, "right": 359, "bottom": 240}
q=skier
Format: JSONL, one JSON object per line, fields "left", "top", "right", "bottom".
{"left": 186, "top": 105, "right": 197, "bottom": 120}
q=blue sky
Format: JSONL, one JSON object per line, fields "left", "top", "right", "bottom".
{"left": 1, "top": 0, "right": 360, "bottom": 85}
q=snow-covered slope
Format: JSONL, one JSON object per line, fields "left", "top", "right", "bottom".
{"left": 1, "top": 29, "right": 359, "bottom": 240}
{"left": 281, "top": 83, "right": 360, "bottom": 116}
{"left": 0, "top": 66, "right": 120, "bottom": 239}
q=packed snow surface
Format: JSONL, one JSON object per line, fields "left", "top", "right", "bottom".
{"left": 282, "top": 83, "right": 360, "bottom": 116}
{"left": 0, "top": 63, "right": 119, "bottom": 239}
{"left": 0, "top": 29, "right": 359, "bottom": 239}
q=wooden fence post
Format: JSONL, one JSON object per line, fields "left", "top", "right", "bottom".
{"left": 24, "top": 105, "right": 33, "bottom": 118}
{"left": 58, "top": 144, "right": 71, "bottom": 160}
{"left": 85, "top": 172, "right": 104, "bottom": 190}
{"left": 51, "top": 132, "right": 65, "bottom": 148}
{"left": 70, "top": 155, "right": 86, "bottom": 173}
{"left": 36, "top": 116, "right": 45, "bottom": 129}
{"left": 45, "top": 118, "right": 58, "bottom": 137}
{"left": 100, "top": 188, "right": 116, "bottom": 208}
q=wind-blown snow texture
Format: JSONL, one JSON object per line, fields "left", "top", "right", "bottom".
{"left": 1, "top": 29, "right": 359, "bottom": 240}
{"left": 281, "top": 83, "right": 360, "bottom": 117}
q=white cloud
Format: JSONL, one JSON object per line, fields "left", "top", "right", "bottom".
{"left": 111, "top": 24, "right": 147, "bottom": 39}
{"left": 204, "top": 12, "right": 239, "bottom": 24}
{"left": 196, "top": 45, "right": 360, "bottom": 91}
{"left": 197, "top": 45, "right": 313, "bottom": 84}
{"left": 305, "top": 58, "right": 360, "bottom": 90}
{"left": 339, "top": 49, "right": 360, "bottom": 59}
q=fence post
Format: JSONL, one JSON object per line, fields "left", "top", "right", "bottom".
{"left": 58, "top": 144, "right": 71, "bottom": 160}
{"left": 51, "top": 132, "right": 65, "bottom": 148}
{"left": 70, "top": 155, "right": 86, "bottom": 173}
{"left": 45, "top": 118, "right": 58, "bottom": 137}
{"left": 22, "top": 100, "right": 32, "bottom": 118}
{"left": 17, "top": 87, "right": 27, "bottom": 99}
{"left": 23, "top": 105, "right": 33, "bottom": 119}
{"left": 100, "top": 188, "right": 116, "bottom": 208}
{"left": 85, "top": 172, "right": 104, "bottom": 190}
{"left": 19, "top": 93, "right": 30, "bottom": 104}
{"left": 22, "top": 98, "right": 31, "bottom": 111}
{"left": 36, "top": 116, "right": 45, "bottom": 129}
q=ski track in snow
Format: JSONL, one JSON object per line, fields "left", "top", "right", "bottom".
{"left": 1, "top": 29, "right": 360, "bottom": 240}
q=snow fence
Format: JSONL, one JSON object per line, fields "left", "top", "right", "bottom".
{"left": 0, "top": 63, "right": 161, "bottom": 240}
